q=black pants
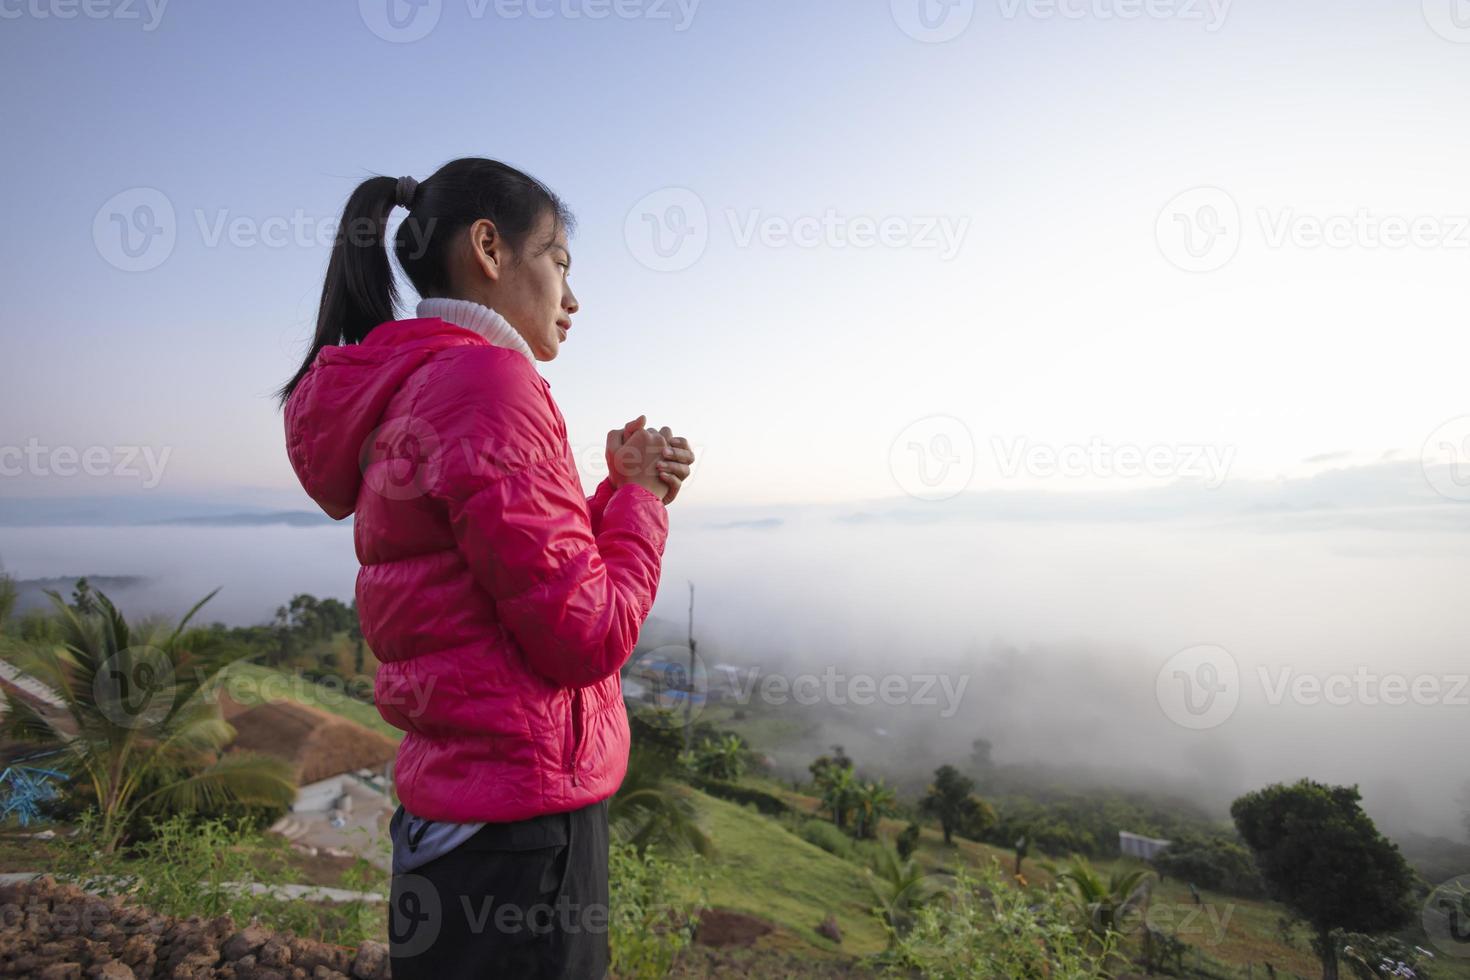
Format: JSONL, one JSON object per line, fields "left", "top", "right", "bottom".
{"left": 389, "top": 799, "right": 610, "bottom": 980}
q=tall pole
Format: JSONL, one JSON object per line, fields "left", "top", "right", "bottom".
{"left": 684, "top": 581, "right": 696, "bottom": 752}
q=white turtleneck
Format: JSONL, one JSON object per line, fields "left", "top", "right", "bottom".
{"left": 416, "top": 297, "right": 536, "bottom": 365}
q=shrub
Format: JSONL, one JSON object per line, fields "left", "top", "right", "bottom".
{"left": 609, "top": 841, "right": 708, "bottom": 980}
{"left": 52, "top": 809, "right": 381, "bottom": 946}
{"left": 880, "top": 859, "right": 1120, "bottom": 979}
{"left": 686, "top": 777, "right": 790, "bottom": 816}
{"left": 798, "top": 819, "right": 856, "bottom": 860}
{"left": 1151, "top": 833, "right": 1264, "bottom": 898}
{"left": 896, "top": 821, "right": 921, "bottom": 860}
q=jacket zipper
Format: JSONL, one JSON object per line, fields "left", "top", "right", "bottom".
{"left": 568, "top": 688, "right": 584, "bottom": 786}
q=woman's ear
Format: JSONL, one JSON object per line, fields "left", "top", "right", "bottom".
{"left": 469, "top": 218, "right": 502, "bottom": 283}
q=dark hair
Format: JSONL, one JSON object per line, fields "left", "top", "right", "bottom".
{"left": 276, "top": 157, "right": 575, "bottom": 406}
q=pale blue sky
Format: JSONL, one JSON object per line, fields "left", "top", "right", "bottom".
{"left": 3, "top": 0, "right": 1470, "bottom": 510}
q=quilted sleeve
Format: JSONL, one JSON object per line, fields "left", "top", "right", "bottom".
{"left": 587, "top": 476, "right": 617, "bottom": 537}
{"left": 424, "top": 347, "right": 669, "bottom": 689}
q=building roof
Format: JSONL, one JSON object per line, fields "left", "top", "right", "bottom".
{"left": 221, "top": 695, "right": 397, "bottom": 786}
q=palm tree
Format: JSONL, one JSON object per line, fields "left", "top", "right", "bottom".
{"left": 864, "top": 839, "right": 944, "bottom": 940}
{"left": 0, "top": 588, "right": 295, "bottom": 853}
{"left": 611, "top": 744, "right": 713, "bottom": 857}
{"left": 817, "top": 764, "right": 858, "bottom": 831}
{"left": 851, "top": 779, "right": 897, "bottom": 840}
{"left": 1049, "top": 855, "right": 1154, "bottom": 939}
{"left": 689, "top": 733, "right": 744, "bottom": 782}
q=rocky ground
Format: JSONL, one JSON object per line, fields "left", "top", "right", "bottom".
{"left": 0, "top": 875, "right": 388, "bottom": 979}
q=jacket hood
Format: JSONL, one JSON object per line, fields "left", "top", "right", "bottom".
{"left": 284, "top": 318, "right": 488, "bottom": 520}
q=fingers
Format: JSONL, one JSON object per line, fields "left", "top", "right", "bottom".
{"left": 657, "top": 471, "right": 682, "bottom": 505}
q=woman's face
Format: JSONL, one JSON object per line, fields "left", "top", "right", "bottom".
{"left": 464, "top": 210, "right": 578, "bottom": 361}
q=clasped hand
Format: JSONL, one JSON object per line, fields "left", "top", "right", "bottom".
{"left": 604, "top": 414, "right": 695, "bottom": 505}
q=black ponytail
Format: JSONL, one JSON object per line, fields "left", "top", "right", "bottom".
{"left": 276, "top": 158, "right": 575, "bottom": 407}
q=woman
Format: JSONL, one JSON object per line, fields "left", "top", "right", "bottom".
{"left": 278, "top": 157, "right": 694, "bottom": 978}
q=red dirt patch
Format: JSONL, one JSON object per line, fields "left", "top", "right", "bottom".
{"left": 693, "top": 908, "right": 775, "bottom": 948}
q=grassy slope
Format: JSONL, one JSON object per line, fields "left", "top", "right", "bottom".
{"left": 213, "top": 672, "right": 1466, "bottom": 978}
{"left": 680, "top": 788, "right": 890, "bottom": 958}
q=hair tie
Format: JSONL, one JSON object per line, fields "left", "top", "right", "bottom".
{"left": 394, "top": 175, "right": 419, "bottom": 210}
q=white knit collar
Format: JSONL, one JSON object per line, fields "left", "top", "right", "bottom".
{"left": 416, "top": 297, "right": 536, "bottom": 364}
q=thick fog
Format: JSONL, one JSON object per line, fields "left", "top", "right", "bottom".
{"left": 2, "top": 458, "right": 1464, "bottom": 840}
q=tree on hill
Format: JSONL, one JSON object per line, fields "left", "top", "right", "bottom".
{"left": 0, "top": 561, "right": 17, "bottom": 630}
{"left": 1230, "top": 779, "right": 1417, "bottom": 980}
{"left": 920, "top": 765, "right": 996, "bottom": 845}
{"left": 851, "top": 779, "right": 898, "bottom": 840}
{"left": 817, "top": 764, "right": 858, "bottom": 832}
{"left": 810, "top": 745, "right": 857, "bottom": 830}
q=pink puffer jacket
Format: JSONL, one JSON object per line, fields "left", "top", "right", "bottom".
{"left": 283, "top": 316, "right": 668, "bottom": 822}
